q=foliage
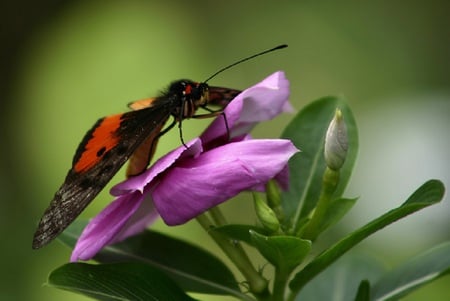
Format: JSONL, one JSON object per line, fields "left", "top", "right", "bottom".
{"left": 46, "top": 96, "right": 447, "bottom": 300}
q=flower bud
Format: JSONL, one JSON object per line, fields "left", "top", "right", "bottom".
{"left": 324, "top": 109, "right": 348, "bottom": 170}
{"left": 265, "top": 180, "right": 285, "bottom": 222}
{"left": 253, "top": 193, "right": 280, "bottom": 232}
{"left": 266, "top": 180, "right": 282, "bottom": 208}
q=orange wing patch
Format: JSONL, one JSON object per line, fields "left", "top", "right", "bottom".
{"left": 128, "top": 98, "right": 158, "bottom": 111}
{"left": 74, "top": 114, "right": 122, "bottom": 172}
{"left": 126, "top": 122, "right": 165, "bottom": 177}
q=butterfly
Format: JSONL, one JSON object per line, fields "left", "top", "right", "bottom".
{"left": 32, "top": 44, "right": 287, "bottom": 249}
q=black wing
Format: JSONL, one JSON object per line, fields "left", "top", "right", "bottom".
{"left": 32, "top": 102, "right": 172, "bottom": 249}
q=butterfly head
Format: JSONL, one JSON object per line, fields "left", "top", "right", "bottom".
{"left": 169, "top": 80, "right": 209, "bottom": 102}
{"left": 168, "top": 80, "right": 210, "bottom": 119}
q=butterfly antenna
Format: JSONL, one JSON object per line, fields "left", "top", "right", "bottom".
{"left": 203, "top": 44, "right": 288, "bottom": 83}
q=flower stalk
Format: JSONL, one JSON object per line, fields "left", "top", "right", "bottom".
{"left": 302, "top": 167, "right": 340, "bottom": 241}
{"left": 196, "top": 212, "right": 269, "bottom": 297}
{"left": 272, "top": 266, "right": 290, "bottom": 301}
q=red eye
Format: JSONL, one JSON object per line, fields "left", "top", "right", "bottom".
{"left": 184, "top": 84, "right": 192, "bottom": 95}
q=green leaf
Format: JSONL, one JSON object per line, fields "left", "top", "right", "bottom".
{"left": 59, "top": 220, "right": 243, "bottom": 298}
{"left": 59, "top": 218, "right": 85, "bottom": 246}
{"left": 354, "top": 280, "right": 371, "bottom": 301}
{"left": 317, "top": 197, "right": 358, "bottom": 234}
{"left": 281, "top": 96, "right": 358, "bottom": 231}
{"left": 294, "top": 253, "right": 384, "bottom": 301}
{"left": 212, "top": 224, "right": 269, "bottom": 245}
{"left": 249, "top": 231, "right": 311, "bottom": 271}
{"left": 371, "top": 241, "right": 450, "bottom": 301}
{"left": 289, "top": 179, "right": 445, "bottom": 294}
{"left": 48, "top": 262, "right": 196, "bottom": 301}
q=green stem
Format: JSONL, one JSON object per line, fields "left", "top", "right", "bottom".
{"left": 196, "top": 211, "right": 270, "bottom": 299}
{"left": 302, "top": 168, "right": 339, "bottom": 240}
{"left": 272, "top": 267, "right": 290, "bottom": 301}
{"left": 209, "top": 206, "right": 228, "bottom": 226}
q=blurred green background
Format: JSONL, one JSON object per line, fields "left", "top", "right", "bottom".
{"left": 1, "top": 0, "right": 449, "bottom": 300}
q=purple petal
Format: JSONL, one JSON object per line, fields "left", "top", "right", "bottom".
{"left": 71, "top": 191, "right": 144, "bottom": 261}
{"left": 250, "top": 164, "right": 291, "bottom": 192}
{"left": 231, "top": 71, "right": 292, "bottom": 136}
{"left": 152, "top": 139, "right": 299, "bottom": 225}
{"left": 201, "top": 71, "right": 291, "bottom": 143}
{"left": 109, "top": 194, "right": 159, "bottom": 245}
{"left": 273, "top": 164, "right": 291, "bottom": 191}
{"left": 200, "top": 94, "right": 244, "bottom": 145}
{"left": 111, "top": 138, "right": 203, "bottom": 196}
{"left": 237, "top": 71, "right": 291, "bottom": 123}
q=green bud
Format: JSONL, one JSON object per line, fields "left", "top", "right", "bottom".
{"left": 265, "top": 180, "right": 285, "bottom": 222}
{"left": 266, "top": 180, "right": 282, "bottom": 208}
{"left": 324, "top": 108, "right": 348, "bottom": 170}
{"left": 253, "top": 192, "right": 280, "bottom": 232}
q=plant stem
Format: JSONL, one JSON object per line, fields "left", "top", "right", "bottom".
{"left": 302, "top": 168, "right": 339, "bottom": 240}
{"left": 209, "top": 206, "right": 228, "bottom": 226}
{"left": 196, "top": 210, "right": 270, "bottom": 299}
{"left": 272, "top": 267, "right": 290, "bottom": 301}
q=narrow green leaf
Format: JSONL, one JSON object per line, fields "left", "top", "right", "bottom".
{"left": 59, "top": 220, "right": 242, "bottom": 298}
{"left": 354, "top": 280, "right": 371, "bottom": 301}
{"left": 249, "top": 231, "right": 311, "bottom": 271}
{"left": 371, "top": 241, "right": 450, "bottom": 301}
{"left": 281, "top": 97, "right": 358, "bottom": 231}
{"left": 289, "top": 180, "right": 445, "bottom": 293}
{"left": 293, "top": 253, "right": 384, "bottom": 301}
{"left": 318, "top": 197, "right": 358, "bottom": 233}
{"left": 48, "top": 262, "right": 196, "bottom": 301}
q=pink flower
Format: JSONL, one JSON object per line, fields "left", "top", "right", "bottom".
{"left": 71, "top": 71, "right": 298, "bottom": 261}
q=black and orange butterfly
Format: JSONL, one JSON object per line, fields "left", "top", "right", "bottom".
{"left": 32, "top": 44, "right": 287, "bottom": 249}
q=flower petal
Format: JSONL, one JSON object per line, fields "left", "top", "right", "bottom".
{"left": 152, "top": 139, "right": 298, "bottom": 225}
{"left": 238, "top": 71, "right": 291, "bottom": 123}
{"left": 201, "top": 71, "right": 291, "bottom": 144}
{"left": 71, "top": 191, "right": 144, "bottom": 261}
{"left": 111, "top": 138, "right": 203, "bottom": 195}
{"left": 109, "top": 194, "right": 159, "bottom": 245}
{"left": 200, "top": 94, "right": 244, "bottom": 145}
{"left": 273, "top": 164, "right": 291, "bottom": 190}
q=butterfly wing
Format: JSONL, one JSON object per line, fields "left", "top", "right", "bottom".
{"left": 127, "top": 97, "right": 159, "bottom": 111}
{"left": 208, "top": 86, "right": 241, "bottom": 107}
{"left": 125, "top": 121, "right": 167, "bottom": 177}
{"left": 32, "top": 103, "right": 172, "bottom": 249}
{"left": 125, "top": 97, "right": 169, "bottom": 177}
{"left": 33, "top": 85, "right": 239, "bottom": 249}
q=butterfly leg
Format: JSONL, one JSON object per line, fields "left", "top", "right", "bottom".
{"left": 192, "top": 106, "right": 230, "bottom": 141}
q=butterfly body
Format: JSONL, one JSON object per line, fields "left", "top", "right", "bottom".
{"left": 32, "top": 79, "right": 240, "bottom": 249}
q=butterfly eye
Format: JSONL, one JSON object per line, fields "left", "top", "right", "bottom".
{"left": 183, "top": 83, "right": 192, "bottom": 96}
